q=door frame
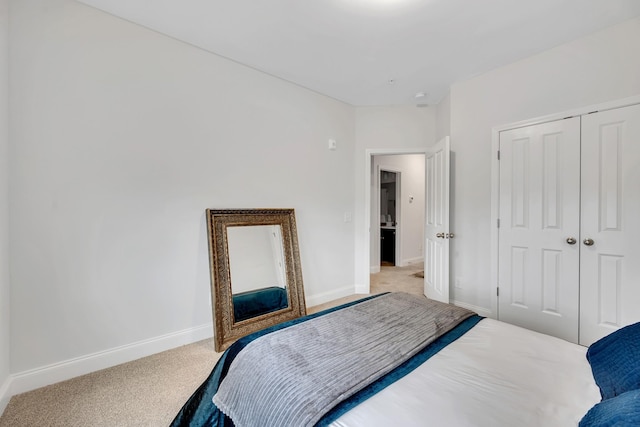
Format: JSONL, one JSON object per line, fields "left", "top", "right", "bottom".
{"left": 490, "top": 94, "right": 640, "bottom": 320}
{"left": 362, "top": 148, "right": 428, "bottom": 294}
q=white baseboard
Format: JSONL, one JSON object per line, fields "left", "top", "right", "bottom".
{"left": 0, "top": 376, "right": 11, "bottom": 417}
{"left": 8, "top": 323, "right": 213, "bottom": 398}
{"left": 452, "top": 300, "right": 493, "bottom": 318}
{"left": 306, "top": 285, "right": 355, "bottom": 308}
{"left": 403, "top": 257, "right": 424, "bottom": 266}
{"left": 354, "top": 284, "right": 369, "bottom": 294}
{"left": 373, "top": 258, "right": 422, "bottom": 270}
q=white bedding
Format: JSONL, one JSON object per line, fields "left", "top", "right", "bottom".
{"left": 330, "top": 318, "right": 600, "bottom": 427}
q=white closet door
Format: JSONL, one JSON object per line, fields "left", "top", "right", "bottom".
{"left": 579, "top": 103, "right": 640, "bottom": 346}
{"left": 498, "top": 118, "right": 581, "bottom": 343}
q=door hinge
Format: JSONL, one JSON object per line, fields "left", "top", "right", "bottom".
{"left": 497, "top": 287, "right": 500, "bottom": 297}
{"left": 497, "top": 218, "right": 500, "bottom": 228}
{"left": 497, "top": 150, "right": 500, "bottom": 160}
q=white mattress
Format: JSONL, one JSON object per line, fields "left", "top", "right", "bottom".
{"left": 331, "top": 318, "right": 600, "bottom": 427}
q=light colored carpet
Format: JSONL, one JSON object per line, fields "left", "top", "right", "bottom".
{"left": 0, "top": 264, "right": 423, "bottom": 426}
{"left": 371, "top": 263, "right": 424, "bottom": 295}
{"left": 0, "top": 339, "right": 220, "bottom": 427}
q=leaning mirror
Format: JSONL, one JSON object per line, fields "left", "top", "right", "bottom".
{"left": 206, "top": 208, "right": 306, "bottom": 351}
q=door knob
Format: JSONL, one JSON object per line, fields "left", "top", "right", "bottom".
{"left": 566, "top": 237, "right": 576, "bottom": 245}
{"left": 446, "top": 233, "right": 455, "bottom": 239}
{"left": 436, "top": 233, "right": 445, "bottom": 238}
{"left": 583, "top": 238, "right": 595, "bottom": 246}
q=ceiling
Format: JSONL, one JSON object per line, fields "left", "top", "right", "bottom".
{"left": 76, "top": 0, "right": 640, "bottom": 106}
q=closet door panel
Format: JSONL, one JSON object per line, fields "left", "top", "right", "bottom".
{"left": 498, "top": 118, "right": 581, "bottom": 343}
{"left": 580, "top": 104, "right": 640, "bottom": 346}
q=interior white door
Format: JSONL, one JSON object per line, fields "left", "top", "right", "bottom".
{"left": 424, "top": 136, "right": 450, "bottom": 303}
{"left": 498, "top": 118, "right": 581, "bottom": 343}
{"left": 579, "top": 103, "right": 640, "bottom": 346}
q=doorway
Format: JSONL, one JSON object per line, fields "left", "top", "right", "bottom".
{"left": 362, "top": 138, "right": 451, "bottom": 298}
{"left": 379, "top": 169, "right": 399, "bottom": 266}
{"left": 369, "top": 153, "right": 425, "bottom": 278}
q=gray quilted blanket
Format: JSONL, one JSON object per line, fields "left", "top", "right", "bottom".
{"left": 213, "top": 292, "right": 474, "bottom": 427}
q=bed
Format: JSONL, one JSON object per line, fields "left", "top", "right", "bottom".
{"left": 171, "top": 292, "right": 640, "bottom": 426}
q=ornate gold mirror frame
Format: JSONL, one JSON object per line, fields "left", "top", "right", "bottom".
{"left": 206, "top": 208, "right": 306, "bottom": 351}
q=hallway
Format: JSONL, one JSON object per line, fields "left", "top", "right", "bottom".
{"left": 307, "top": 263, "right": 424, "bottom": 314}
{"left": 370, "top": 263, "right": 424, "bottom": 296}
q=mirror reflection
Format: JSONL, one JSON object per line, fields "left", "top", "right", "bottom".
{"left": 227, "top": 225, "right": 289, "bottom": 322}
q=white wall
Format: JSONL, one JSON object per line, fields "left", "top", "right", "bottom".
{"left": 449, "top": 17, "right": 640, "bottom": 312}
{"left": 0, "top": 0, "right": 10, "bottom": 414}
{"left": 9, "top": 0, "right": 355, "bottom": 383}
{"left": 354, "top": 106, "right": 436, "bottom": 292}
{"left": 435, "top": 93, "right": 451, "bottom": 141}
{"left": 371, "top": 155, "right": 425, "bottom": 269}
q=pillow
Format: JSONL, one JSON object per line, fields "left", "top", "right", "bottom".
{"left": 586, "top": 322, "right": 640, "bottom": 400}
{"left": 579, "top": 388, "right": 640, "bottom": 426}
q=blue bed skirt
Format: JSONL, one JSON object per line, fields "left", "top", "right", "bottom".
{"left": 170, "top": 294, "right": 483, "bottom": 427}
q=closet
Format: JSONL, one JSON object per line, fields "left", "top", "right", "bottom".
{"left": 497, "top": 103, "right": 640, "bottom": 346}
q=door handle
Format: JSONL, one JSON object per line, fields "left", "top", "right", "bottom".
{"left": 583, "top": 238, "right": 595, "bottom": 246}
{"left": 566, "top": 237, "right": 576, "bottom": 245}
{"left": 446, "top": 233, "right": 455, "bottom": 239}
{"left": 436, "top": 233, "right": 445, "bottom": 239}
